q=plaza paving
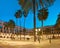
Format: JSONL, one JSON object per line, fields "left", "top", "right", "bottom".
{"left": 0, "top": 38, "right": 60, "bottom": 48}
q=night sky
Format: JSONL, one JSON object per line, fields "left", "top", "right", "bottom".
{"left": 0, "top": 0, "right": 60, "bottom": 29}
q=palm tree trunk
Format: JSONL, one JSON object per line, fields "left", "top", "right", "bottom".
{"left": 41, "top": 20, "right": 43, "bottom": 39}
{"left": 2, "top": 25, "right": 4, "bottom": 35}
{"left": 8, "top": 27, "right": 10, "bottom": 38}
{"left": 33, "top": 0, "right": 36, "bottom": 42}
{"left": 24, "top": 18, "right": 26, "bottom": 40}
{"left": 52, "top": 28, "right": 54, "bottom": 38}
{"left": 20, "top": 19, "right": 21, "bottom": 40}
{"left": 5, "top": 27, "right": 7, "bottom": 33}
{"left": 8, "top": 27, "right": 10, "bottom": 34}
{"left": 16, "top": 19, "right": 17, "bottom": 35}
{"left": 58, "top": 32, "right": 59, "bottom": 37}
{"left": 16, "top": 18, "right": 19, "bottom": 36}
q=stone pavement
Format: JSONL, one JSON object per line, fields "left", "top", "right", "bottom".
{"left": 0, "top": 39, "right": 60, "bottom": 48}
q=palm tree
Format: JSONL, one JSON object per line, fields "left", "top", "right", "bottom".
{"left": 4, "top": 22, "right": 10, "bottom": 34}
{"left": 55, "top": 14, "right": 60, "bottom": 27}
{"left": 38, "top": 8, "right": 48, "bottom": 38}
{"left": 55, "top": 13, "right": 60, "bottom": 37}
{"left": 4, "top": 22, "right": 9, "bottom": 38}
{"left": 5, "top": 20, "right": 15, "bottom": 38}
{"left": 23, "top": 11, "right": 28, "bottom": 40}
{"left": 15, "top": 10, "right": 22, "bottom": 40}
{"left": 18, "top": 0, "right": 55, "bottom": 41}
{"left": 8, "top": 20, "right": 15, "bottom": 33}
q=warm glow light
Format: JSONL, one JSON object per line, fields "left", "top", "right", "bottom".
{"left": 35, "top": 29, "right": 38, "bottom": 32}
{"left": 39, "top": 29, "right": 41, "bottom": 31}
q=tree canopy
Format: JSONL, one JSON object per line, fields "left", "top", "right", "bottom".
{"left": 5, "top": 20, "right": 15, "bottom": 28}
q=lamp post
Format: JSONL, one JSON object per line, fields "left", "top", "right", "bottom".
{"left": 35, "top": 28, "right": 41, "bottom": 42}
{"left": 38, "top": 28, "right": 41, "bottom": 43}
{"left": 35, "top": 29, "right": 38, "bottom": 41}
{"left": 49, "top": 27, "right": 52, "bottom": 44}
{"left": 35, "top": 29, "right": 38, "bottom": 35}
